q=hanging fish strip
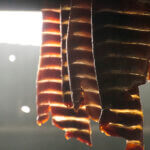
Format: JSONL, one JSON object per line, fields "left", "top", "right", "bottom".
{"left": 93, "top": 0, "right": 150, "bottom": 150}
{"left": 36, "top": 0, "right": 101, "bottom": 146}
{"left": 36, "top": 0, "right": 150, "bottom": 149}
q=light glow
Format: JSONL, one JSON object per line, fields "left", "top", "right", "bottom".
{"left": 42, "top": 31, "right": 60, "bottom": 35}
{"left": 98, "top": 9, "right": 150, "bottom": 16}
{"left": 62, "top": 49, "right": 67, "bottom": 53}
{"left": 42, "top": 9, "right": 60, "bottom": 13}
{"left": 52, "top": 116, "right": 89, "bottom": 123}
{"left": 108, "top": 123, "right": 143, "bottom": 130}
{"left": 41, "top": 53, "right": 61, "bottom": 58}
{"left": 84, "top": 89, "right": 99, "bottom": 94}
{"left": 63, "top": 75, "right": 69, "bottom": 81}
{"left": 72, "top": 60, "right": 94, "bottom": 67}
{"left": 62, "top": 20, "right": 69, "bottom": 25}
{"left": 109, "top": 109, "right": 143, "bottom": 116}
{"left": 72, "top": 18, "right": 90, "bottom": 24}
{"left": 42, "top": 43, "right": 61, "bottom": 47}
{"left": 38, "top": 113, "right": 48, "bottom": 117}
{"left": 131, "top": 94, "right": 140, "bottom": 99}
{"left": 38, "top": 79, "right": 62, "bottom": 83}
{"left": 64, "top": 91, "right": 71, "bottom": 95}
{"left": 127, "top": 140, "right": 141, "bottom": 144}
{"left": 74, "top": 46, "right": 91, "bottom": 52}
{"left": 9, "top": 55, "right": 16, "bottom": 62}
{"left": 40, "top": 66, "right": 61, "bottom": 70}
{"left": 39, "top": 102, "right": 50, "bottom": 106}
{"left": 63, "top": 128, "right": 90, "bottom": 134}
{"left": 43, "top": 19, "right": 60, "bottom": 24}
{"left": 62, "top": 6, "right": 71, "bottom": 11}
{"left": 73, "top": 32, "right": 91, "bottom": 38}
{"left": 21, "top": 106, "right": 31, "bottom": 113}
{"left": 50, "top": 102, "right": 86, "bottom": 110}
{"left": 86, "top": 104, "right": 102, "bottom": 109}
{"left": 64, "top": 61, "right": 68, "bottom": 67}
{"left": 50, "top": 103, "right": 67, "bottom": 108}
{"left": 76, "top": 74, "right": 96, "bottom": 80}
{"left": 40, "top": 90, "right": 62, "bottom": 95}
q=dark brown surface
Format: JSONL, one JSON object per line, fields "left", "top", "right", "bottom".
{"left": 66, "top": 0, "right": 101, "bottom": 114}
{"left": 60, "top": 0, "right": 72, "bottom": 107}
{"left": 93, "top": 0, "right": 150, "bottom": 149}
{"left": 0, "top": 0, "right": 60, "bottom": 11}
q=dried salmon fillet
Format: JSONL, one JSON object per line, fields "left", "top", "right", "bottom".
{"left": 36, "top": 0, "right": 150, "bottom": 149}
{"left": 66, "top": 0, "right": 101, "bottom": 121}
{"left": 51, "top": 106, "right": 92, "bottom": 146}
{"left": 36, "top": 4, "right": 92, "bottom": 146}
{"left": 36, "top": 7, "right": 61, "bottom": 125}
{"left": 93, "top": 0, "right": 150, "bottom": 149}
{"left": 60, "top": 0, "right": 72, "bottom": 107}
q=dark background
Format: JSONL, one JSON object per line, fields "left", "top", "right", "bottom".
{"left": 0, "top": 0, "right": 60, "bottom": 11}
{"left": 0, "top": 0, "right": 149, "bottom": 11}
{"left": 0, "top": 0, "right": 42, "bottom": 11}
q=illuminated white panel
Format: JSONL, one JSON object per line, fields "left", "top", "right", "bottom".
{"left": 0, "top": 11, "right": 42, "bottom": 46}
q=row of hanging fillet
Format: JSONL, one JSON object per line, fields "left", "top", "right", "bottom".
{"left": 36, "top": 0, "right": 150, "bottom": 150}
